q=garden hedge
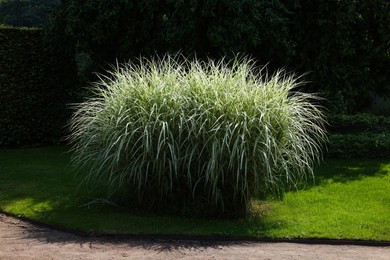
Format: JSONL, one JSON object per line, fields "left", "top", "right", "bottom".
{"left": 327, "top": 114, "right": 390, "bottom": 134}
{"left": 326, "top": 114, "right": 390, "bottom": 159}
{"left": 0, "top": 25, "right": 77, "bottom": 147}
{"left": 327, "top": 133, "right": 390, "bottom": 159}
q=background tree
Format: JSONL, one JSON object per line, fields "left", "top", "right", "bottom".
{"left": 0, "top": 0, "right": 59, "bottom": 27}
{"left": 48, "top": 0, "right": 292, "bottom": 77}
{"left": 286, "top": 0, "right": 390, "bottom": 113}
{"left": 46, "top": 0, "right": 390, "bottom": 113}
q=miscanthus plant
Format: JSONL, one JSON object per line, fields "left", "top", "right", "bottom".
{"left": 69, "top": 55, "right": 326, "bottom": 218}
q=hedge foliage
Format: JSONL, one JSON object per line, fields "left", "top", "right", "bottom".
{"left": 0, "top": 25, "right": 76, "bottom": 146}
{"left": 326, "top": 114, "right": 390, "bottom": 158}
{"left": 327, "top": 114, "right": 390, "bottom": 134}
{"left": 327, "top": 133, "right": 390, "bottom": 159}
{"left": 48, "top": 0, "right": 390, "bottom": 113}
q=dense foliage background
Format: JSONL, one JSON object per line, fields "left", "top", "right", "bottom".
{"left": 47, "top": 0, "right": 390, "bottom": 114}
{"left": 0, "top": 25, "right": 77, "bottom": 146}
{"left": 0, "top": 0, "right": 389, "bottom": 152}
{"left": 0, "top": 0, "right": 59, "bottom": 27}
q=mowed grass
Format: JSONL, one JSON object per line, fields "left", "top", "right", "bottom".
{"left": 260, "top": 160, "right": 390, "bottom": 240}
{"left": 0, "top": 146, "right": 389, "bottom": 241}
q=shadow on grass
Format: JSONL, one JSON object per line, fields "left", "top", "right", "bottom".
{"left": 312, "top": 159, "right": 389, "bottom": 186}
{"left": 0, "top": 188, "right": 286, "bottom": 246}
{"left": 0, "top": 146, "right": 287, "bottom": 243}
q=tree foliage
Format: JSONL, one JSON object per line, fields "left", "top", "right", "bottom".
{"left": 49, "top": 0, "right": 291, "bottom": 70}
{"left": 287, "top": 0, "right": 390, "bottom": 113}
{"left": 48, "top": 0, "right": 390, "bottom": 113}
{"left": 0, "top": 0, "right": 59, "bottom": 27}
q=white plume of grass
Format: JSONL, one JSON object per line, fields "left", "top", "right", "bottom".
{"left": 69, "top": 55, "right": 327, "bottom": 217}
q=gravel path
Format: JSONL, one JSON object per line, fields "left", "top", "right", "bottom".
{"left": 1, "top": 213, "right": 389, "bottom": 260}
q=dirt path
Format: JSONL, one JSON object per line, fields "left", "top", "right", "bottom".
{"left": 0, "top": 214, "right": 389, "bottom": 260}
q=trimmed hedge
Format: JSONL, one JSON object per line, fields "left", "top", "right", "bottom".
{"left": 327, "top": 133, "right": 390, "bottom": 159}
{"left": 327, "top": 113, "right": 390, "bottom": 134}
{"left": 326, "top": 114, "right": 390, "bottom": 158}
{"left": 0, "top": 25, "right": 77, "bottom": 147}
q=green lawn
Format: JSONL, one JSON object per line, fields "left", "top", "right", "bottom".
{"left": 0, "top": 146, "right": 389, "bottom": 241}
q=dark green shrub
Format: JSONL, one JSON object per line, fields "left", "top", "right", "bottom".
{"left": 327, "top": 113, "right": 390, "bottom": 134}
{"left": 369, "top": 97, "right": 390, "bottom": 116}
{"left": 327, "top": 133, "right": 390, "bottom": 159}
{"left": 326, "top": 113, "right": 390, "bottom": 158}
{"left": 0, "top": 25, "right": 77, "bottom": 146}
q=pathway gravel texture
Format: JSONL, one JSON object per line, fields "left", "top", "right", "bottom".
{"left": 0, "top": 213, "right": 389, "bottom": 260}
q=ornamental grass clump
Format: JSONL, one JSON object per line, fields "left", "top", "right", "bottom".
{"left": 69, "top": 55, "right": 326, "bottom": 218}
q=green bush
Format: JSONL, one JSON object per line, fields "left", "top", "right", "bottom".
{"left": 325, "top": 113, "right": 390, "bottom": 158}
{"left": 69, "top": 56, "right": 326, "bottom": 218}
{"left": 327, "top": 133, "right": 390, "bottom": 159}
{"left": 327, "top": 113, "right": 390, "bottom": 134}
{"left": 0, "top": 25, "right": 77, "bottom": 146}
